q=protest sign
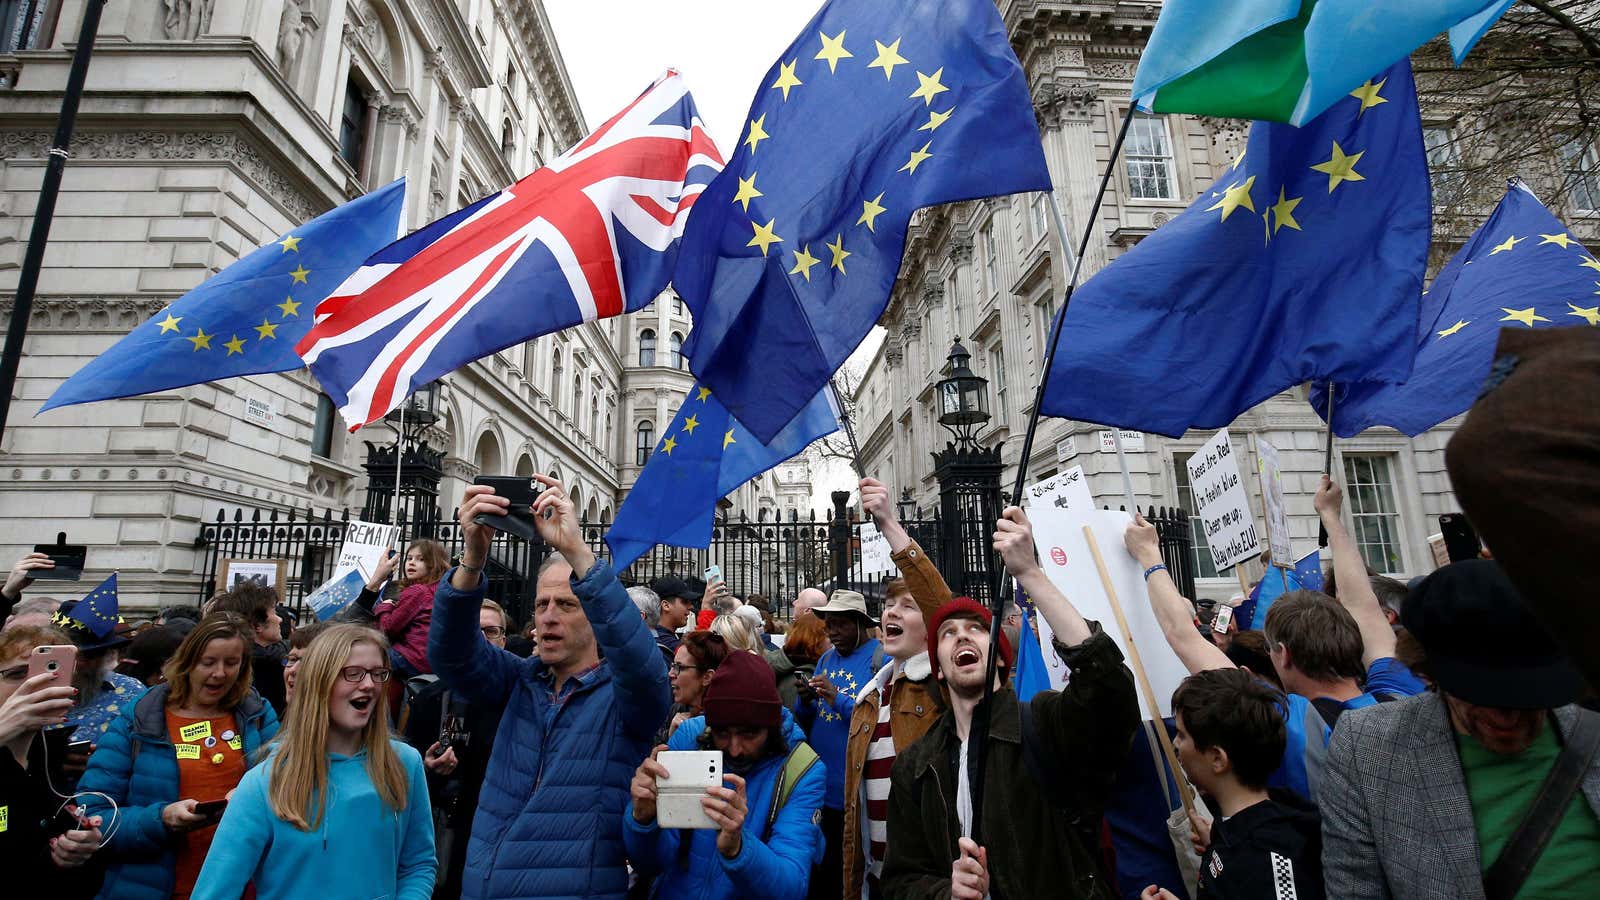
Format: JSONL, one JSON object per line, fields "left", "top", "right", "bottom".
{"left": 1186, "top": 430, "right": 1260, "bottom": 572}
{"left": 857, "top": 522, "right": 894, "bottom": 575}
{"left": 1028, "top": 506, "right": 1189, "bottom": 719}
{"left": 337, "top": 520, "right": 399, "bottom": 581}
{"left": 1025, "top": 464, "right": 1094, "bottom": 514}
{"left": 1255, "top": 437, "right": 1292, "bottom": 565}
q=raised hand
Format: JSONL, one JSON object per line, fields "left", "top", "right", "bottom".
{"left": 703, "top": 773, "right": 749, "bottom": 859}
{"left": 630, "top": 745, "right": 669, "bottom": 825}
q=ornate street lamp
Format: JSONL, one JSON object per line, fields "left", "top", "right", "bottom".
{"left": 930, "top": 339, "right": 1002, "bottom": 604}
{"left": 897, "top": 488, "right": 918, "bottom": 522}
{"left": 384, "top": 379, "right": 441, "bottom": 435}
{"left": 936, "top": 340, "right": 990, "bottom": 450}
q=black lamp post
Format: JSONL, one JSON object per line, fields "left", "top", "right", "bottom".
{"left": 896, "top": 488, "right": 918, "bottom": 522}
{"left": 930, "top": 340, "right": 1004, "bottom": 604}
{"left": 364, "top": 381, "right": 446, "bottom": 526}
{"left": 936, "top": 340, "right": 990, "bottom": 449}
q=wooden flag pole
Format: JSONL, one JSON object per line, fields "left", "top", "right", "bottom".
{"left": 1083, "top": 524, "right": 1194, "bottom": 813}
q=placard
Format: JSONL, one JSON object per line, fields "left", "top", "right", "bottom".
{"left": 337, "top": 520, "right": 400, "bottom": 582}
{"left": 1185, "top": 430, "right": 1260, "bottom": 572}
{"left": 220, "top": 558, "right": 286, "bottom": 594}
{"left": 857, "top": 522, "right": 894, "bottom": 576}
{"left": 1255, "top": 437, "right": 1292, "bottom": 565}
{"left": 1025, "top": 465, "right": 1094, "bottom": 514}
{"left": 1098, "top": 429, "right": 1146, "bottom": 453}
{"left": 1028, "top": 507, "right": 1190, "bottom": 720}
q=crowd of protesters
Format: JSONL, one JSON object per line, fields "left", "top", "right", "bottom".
{"left": 0, "top": 446, "right": 1594, "bottom": 900}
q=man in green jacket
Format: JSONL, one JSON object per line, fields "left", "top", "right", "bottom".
{"left": 881, "top": 507, "right": 1139, "bottom": 900}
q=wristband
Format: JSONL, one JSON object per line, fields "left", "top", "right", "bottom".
{"left": 458, "top": 560, "right": 484, "bottom": 575}
{"left": 1143, "top": 563, "right": 1168, "bottom": 580}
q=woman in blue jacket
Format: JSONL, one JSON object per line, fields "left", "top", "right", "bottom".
{"left": 192, "top": 623, "right": 435, "bottom": 900}
{"left": 80, "top": 613, "right": 278, "bottom": 900}
{"left": 625, "top": 650, "right": 826, "bottom": 900}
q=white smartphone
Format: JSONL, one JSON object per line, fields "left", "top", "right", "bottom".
{"left": 655, "top": 750, "right": 722, "bottom": 830}
{"left": 703, "top": 564, "right": 723, "bottom": 585}
{"left": 1213, "top": 603, "right": 1234, "bottom": 633}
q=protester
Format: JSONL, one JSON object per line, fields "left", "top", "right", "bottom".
{"left": 427, "top": 475, "right": 670, "bottom": 899}
{"left": 3, "top": 596, "right": 58, "bottom": 633}
{"left": 631, "top": 585, "right": 666, "bottom": 635}
{"left": 81, "top": 613, "right": 279, "bottom": 899}
{"left": 842, "top": 477, "right": 955, "bottom": 900}
{"left": 50, "top": 592, "right": 145, "bottom": 789}
{"left": 795, "top": 589, "right": 883, "bottom": 900}
{"left": 882, "top": 507, "right": 1139, "bottom": 899}
{"left": 792, "top": 587, "right": 826, "bottom": 624}
{"left": 0, "top": 623, "right": 104, "bottom": 889}
{"left": 712, "top": 611, "right": 763, "bottom": 654}
{"left": 734, "top": 604, "right": 772, "bottom": 649}
{"left": 1320, "top": 560, "right": 1600, "bottom": 899}
{"left": 118, "top": 624, "right": 185, "bottom": 687}
{"left": 625, "top": 650, "right": 825, "bottom": 900}
{"left": 738, "top": 602, "right": 796, "bottom": 707}
{"left": 783, "top": 614, "right": 829, "bottom": 685}
{"left": 209, "top": 582, "right": 289, "bottom": 715}
{"left": 281, "top": 620, "right": 327, "bottom": 704}
{"left": 1369, "top": 575, "right": 1408, "bottom": 629}
{"left": 651, "top": 576, "right": 700, "bottom": 651}
{"left": 1223, "top": 630, "right": 1282, "bottom": 690}
{"left": 1141, "top": 668, "right": 1324, "bottom": 900}
{"left": 370, "top": 539, "right": 450, "bottom": 681}
{"left": 658, "top": 631, "right": 731, "bottom": 744}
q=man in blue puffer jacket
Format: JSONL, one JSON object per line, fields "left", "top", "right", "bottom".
{"left": 429, "top": 476, "right": 670, "bottom": 899}
{"left": 625, "top": 650, "right": 825, "bottom": 900}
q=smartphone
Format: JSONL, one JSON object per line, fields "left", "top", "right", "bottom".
{"left": 193, "top": 799, "right": 228, "bottom": 818}
{"left": 31, "top": 532, "right": 86, "bottom": 581}
{"left": 1439, "top": 513, "right": 1482, "bottom": 563}
{"left": 655, "top": 750, "right": 722, "bottom": 830}
{"left": 66, "top": 739, "right": 93, "bottom": 756}
{"left": 1213, "top": 603, "right": 1234, "bottom": 634}
{"left": 471, "top": 475, "right": 544, "bottom": 543}
{"left": 27, "top": 645, "right": 78, "bottom": 684}
{"left": 703, "top": 565, "right": 723, "bottom": 585}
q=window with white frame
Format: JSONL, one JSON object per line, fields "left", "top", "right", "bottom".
{"left": 1423, "top": 126, "right": 1465, "bottom": 206}
{"left": 1125, "top": 114, "right": 1178, "bottom": 201}
{"left": 639, "top": 329, "right": 656, "bottom": 367}
{"left": 989, "top": 344, "right": 1007, "bottom": 424}
{"left": 1173, "top": 452, "right": 1221, "bottom": 579}
{"left": 670, "top": 331, "right": 685, "bottom": 370}
{"left": 636, "top": 421, "right": 654, "bottom": 466}
{"left": 1342, "top": 455, "right": 1404, "bottom": 574}
{"left": 1035, "top": 296, "right": 1057, "bottom": 362}
{"left": 1561, "top": 139, "right": 1600, "bottom": 212}
{"left": 981, "top": 224, "right": 998, "bottom": 299}
{"left": 1029, "top": 192, "right": 1049, "bottom": 242}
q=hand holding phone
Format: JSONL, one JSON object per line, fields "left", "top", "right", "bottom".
{"left": 655, "top": 750, "right": 722, "bottom": 829}
{"left": 471, "top": 476, "right": 544, "bottom": 543}
{"left": 28, "top": 533, "right": 86, "bottom": 582}
{"left": 27, "top": 645, "right": 78, "bottom": 684}
{"left": 193, "top": 799, "right": 228, "bottom": 819}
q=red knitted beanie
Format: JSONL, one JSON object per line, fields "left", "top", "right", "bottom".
{"left": 702, "top": 650, "right": 783, "bottom": 729}
{"left": 926, "top": 597, "right": 1015, "bottom": 680}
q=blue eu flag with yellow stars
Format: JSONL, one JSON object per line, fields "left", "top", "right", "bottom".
{"left": 41, "top": 179, "right": 406, "bottom": 412}
{"left": 1315, "top": 180, "right": 1600, "bottom": 436}
{"left": 675, "top": 0, "right": 1051, "bottom": 442}
{"left": 606, "top": 384, "right": 840, "bottom": 570}
{"left": 52, "top": 573, "right": 120, "bottom": 640}
{"left": 1041, "top": 61, "right": 1431, "bottom": 438}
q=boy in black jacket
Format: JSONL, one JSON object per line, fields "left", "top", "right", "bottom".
{"left": 1143, "top": 668, "right": 1325, "bottom": 900}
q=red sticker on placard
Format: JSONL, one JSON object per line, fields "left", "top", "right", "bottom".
{"left": 1050, "top": 547, "right": 1068, "bottom": 566}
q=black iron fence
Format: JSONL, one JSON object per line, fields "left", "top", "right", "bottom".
{"left": 197, "top": 501, "right": 1196, "bottom": 627}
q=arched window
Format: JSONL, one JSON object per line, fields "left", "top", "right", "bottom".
{"left": 591, "top": 393, "right": 600, "bottom": 442}
{"left": 636, "top": 421, "right": 654, "bottom": 465}
{"left": 501, "top": 118, "right": 516, "bottom": 157}
{"left": 552, "top": 350, "right": 564, "bottom": 405}
{"left": 639, "top": 329, "right": 656, "bottom": 367}
{"left": 669, "top": 332, "right": 684, "bottom": 370}
{"left": 574, "top": 378, "right": 586, "bottom": 430}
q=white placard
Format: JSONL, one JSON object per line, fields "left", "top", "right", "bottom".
{"left": 338, "top": 520, "right": 399, "bottom": 581}
{"left": 1056, "top": 435, "right": 1077, "bottom": 463}
{"left": 1186, "top": 430, "right": 1260, "bottom": 571}
{"left": 857, "top": 523, "right": 894, "bottom": 576}
{"left": 1026, "top": 465, "right": 1095, "bottom": 515}
{"left": 243, "top": 395, "right": 277, "bottom": 427}
{"left": 1098, "top": 429, "right": 1146, "bottom": 453}
{"left": 1028, "top": 507, "right": 1189, "bottom": 720}
{"left": 1255, "top": 437, "right": 1292, "bottom": 565}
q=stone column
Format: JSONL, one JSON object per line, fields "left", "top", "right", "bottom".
{"left": 1035, "top": 81, "right": 1109, "bottom": 278}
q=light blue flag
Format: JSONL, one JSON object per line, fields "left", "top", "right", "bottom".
{"left": 305, "top": 568, "right": 368, "bottom": 622}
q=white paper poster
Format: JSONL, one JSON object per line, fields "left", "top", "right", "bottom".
{"left": 1025, "top": 465, "right": 1095, "bottom": 515}
{"left": 337, "top": 520, "right": 399, "bottom": 581}
{"left": 1186, "top": 430, "right": 1261, "bottom": 572}
{"left": 1255, "top": 437, "right": 1293, "bottom": 565}
{"left": 1027, "top": 507, "right": 1189, "bottom": 720}
{"left": 857, "top": 522, "right": 894, "bottom": 576}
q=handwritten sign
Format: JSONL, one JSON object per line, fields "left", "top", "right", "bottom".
{"left": 1098, "top": 430, "right": 1146, "bottom": 453}
{"left": 1026, "top": 465, "right": 1094, "bottom": 514}
{"left": 1186, "top": 430, "right": 1260, "bottom": 572}
{"left": 337, "top": 520, "right": 399, "bottom": 582}
{"left": 1255, "top": 437, "right": 1292, "bottom": 565}
{"left": 857, "top": 523, "right": 894, "bottom": 576}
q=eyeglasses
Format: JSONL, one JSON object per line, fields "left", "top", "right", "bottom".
{"left": 480, "top": 626, "right": 506, "bottom": 638}
{"left": 668, "top": 663, "right": 707, "bottom": 676}
{"left": 338, "top": 666, "right": 392, "bottom": 684}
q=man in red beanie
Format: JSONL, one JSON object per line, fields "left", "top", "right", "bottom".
{"left": 626, "top": 650, "right": 827, "bottom": 900}
{"left": 882, "top": 507, "right": 1139, "bottom": 900}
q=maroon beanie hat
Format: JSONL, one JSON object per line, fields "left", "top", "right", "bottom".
{"left": 926, "top": 597, "right": 1015, "bottom": 680}
{"left": 702, "top": 650, "right": 782, "bottom": 729}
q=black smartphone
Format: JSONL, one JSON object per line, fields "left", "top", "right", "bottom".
{"left": 471, "top": 476, "right": 543, "bottom": 543}
{"left": 66, "top": 739, "right": 93, "bottom": 756}
{"left": 31, "top": 532, "right": 86, "bottom": 581}
{"left": 1439, "top": 513, "right": 1482, "bottom": 563}
{"left": 193, "top": 799, "right": 228, "bottom": 818}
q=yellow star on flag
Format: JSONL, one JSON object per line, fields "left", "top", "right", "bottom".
{"left": 899, "top": 141, "right": 933, "bottom": 175}
{"left": 826, "top": 234, "right": 851, "bottom": 273}
{"left": 1207, "top": 175, "right": 1257, "bottom": 222}
{"left": 277, "top": 297, "right": 301, "bottom": 318}
{"left": 223, "top": 335, "right": 247, "bottom": 356}
{"left": 789, "top": 245, "right": 821, "bottom": 282}
{"left": 919, "top": 108, "right": 953, "bottom": 133}
{"left": 1568, "top": 303, "right": 1600, "bottom": 326}
{"left": 857, "top": 193, "right": 887, "bottom": 231}
{"left": 186, "top": 328, "right": 214, "bottom": 351}
{"left": 277, "top": 234, "right": 301, "bottom": 252}
{"left": 288, "top": 264, "right": 310, "bottom": 284}
{"left": 1229, "top": 147, "right": 1247, "bottom": 172}
{"left": 1436, "top": 319, "right": 1469, "bottom": 339}
{"left": 156, "top": 313, "right": 182, "bottom": 334}
{"left": 1500, "top": 306, "right": 1550, "bottom": 327}
{"left": 815, "top": 30, "right": 852, "bottom": 73}
{"left": 909, "top": 68, "right": 949, "bottom": 106}
{"left": 771, "top": 60, "right": 803, "bottom": 101}
{"left": 682, "top": 414, "right": 700, "bottom": 435}
{"left": 723, "top": 429, "right": 737, "bottom": 450}
{"left": 1310, "top": 141, "right": 1365, "bottom": 193}
{"left": 696, "top": 386, "right": 712, "bottom": 402}
{"left": 254, "top": 318, "right": 279, "bottom": 340}
{"left": 867, "top": 38, "right": 907, "bottom": 80}
{"left": 1489, "top": 235, "right": 1523, "bottom": 255}
{"left": 1268, "top": 187, "right": 1302, "bottom": 234}
{"left": 1579, "top": 256, "right": 1600, "bottom": 273}
{"left": 732, "top": 173, "right": 762, "bottom": 212}
{"left": 747, "top": 218, "right": 783, "bottom": 256}
{"left": 1539, "top": 232, "right": 1577, "bottom": 249}
{"left": 661, "top": 435, "right": 678, "bottom": 456}
{"left": 744, "top": 114, "right": 770, "bottom": 154}
{"left": 1349, "top": 77, "right": 1388, "bottom": 115}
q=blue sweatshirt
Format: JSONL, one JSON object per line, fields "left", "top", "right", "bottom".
{"left": 794, "top": 639, "right": 881, "bottom": 809}
{"left": 190, "top": 739, "right": 436, "bottom": 900}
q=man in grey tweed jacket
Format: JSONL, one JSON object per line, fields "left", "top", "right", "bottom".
{"left": 1318, "top": 561, "right": 1600, "bottom": 899}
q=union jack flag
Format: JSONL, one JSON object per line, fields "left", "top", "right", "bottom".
{"left": 297, "top": 71, "right": 723, "bottom": 427}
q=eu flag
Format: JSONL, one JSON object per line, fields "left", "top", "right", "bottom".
{"left": 41, "top": 180, "right": 406, "bottom": 412}
{"left": 606, "top": 385, "right": 839, "bottom": 570}
{"left": 675, "top": 0, "right": 1051, "bottom": 441}
{"left": 1315, "top": 181, "right": 1600, "bottom": 436}
{"left": 1041, "top": 61, "right": 1431, "bottom": 438}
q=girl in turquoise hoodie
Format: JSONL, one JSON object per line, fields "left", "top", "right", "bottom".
{"left": 191, "top": 624, "right": 436, "bottom": 900}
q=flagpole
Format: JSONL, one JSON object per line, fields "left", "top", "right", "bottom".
{"left": 393, "top": 403, "right": 405, "bottom": 525}
{"left": 0, "top": 0, "right": 109, "bottom": 441}
{"left": 829, "top": 376, "right": 865, "bottom": 478}
{"left": 1318, "top": 381, "right": 1336, "bottom": 547}
{"left": 971, "top": 109, "right": 1138, "bottom": 847}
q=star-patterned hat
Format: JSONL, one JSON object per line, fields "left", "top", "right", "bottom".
{"left": 51, "top": 573, "right": 130, "bottom": 653}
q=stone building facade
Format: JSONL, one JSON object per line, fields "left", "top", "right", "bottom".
{"left": 852, "top": 0, "right": 1600, "bottom": 601}
{"left": 0, "top": 0, "right": 804, "bottom": 608}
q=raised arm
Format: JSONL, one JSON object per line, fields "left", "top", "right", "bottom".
{"left": 1123, "top": 516, "right": 1234, "bottom": 674}
{"left": 427, "top": 486, "right": 522, "bottom": 707}
{"left": 1315, "top": 475, "right": 1395, "bottom": 667}
{"left": 862, "top": 477, "right": 953, "bottom": 618}
{"left": 994, "top": 506, "right": 1090, "bottom": 646}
